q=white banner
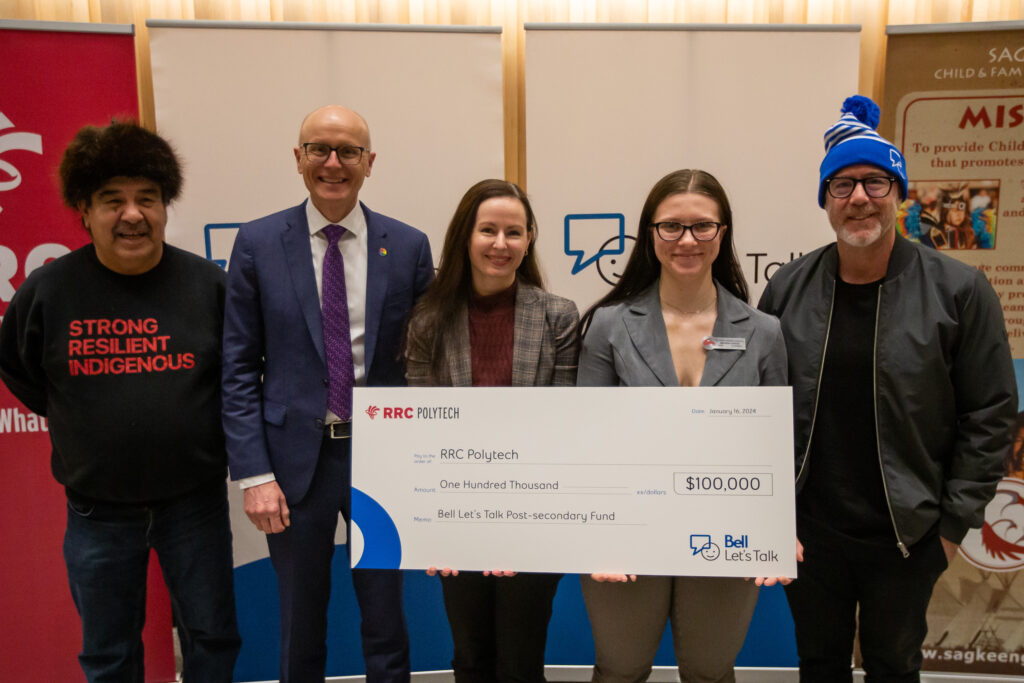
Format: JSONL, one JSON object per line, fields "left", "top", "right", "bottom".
{"left": 525, "top": 24, "right": 861, "bottom": 310}
{"left": 148, "top": 21, "right": 504, "bottom": 271}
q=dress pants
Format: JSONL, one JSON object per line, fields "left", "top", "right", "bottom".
{"left": 440, "top": 572, "right": 562, "bottom": 683}
{"left": 784, "top": 522, "right": 947, "bottom": 683}
{"left": 266, "top": 434, "right": 410, "bottom": 683}
{"left": 581, "top": 575, "right": 759, "bottom": 683}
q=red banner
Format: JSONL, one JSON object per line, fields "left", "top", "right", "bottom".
{"left": 0, "top": 21, "right": 175, "bottom": 682}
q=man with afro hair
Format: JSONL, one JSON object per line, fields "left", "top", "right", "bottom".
{"left": 0, "top": 120, "right": 241, "bottom": 682}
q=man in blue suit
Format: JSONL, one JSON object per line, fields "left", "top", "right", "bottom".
{"left": 222, "top": 105, "right": 433, "bottom": 683}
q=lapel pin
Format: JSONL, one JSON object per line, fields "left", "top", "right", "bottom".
{"left": 379, "top": 247, "right": 388, "bottom": 256}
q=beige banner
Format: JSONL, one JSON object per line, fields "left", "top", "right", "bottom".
{"left": 525, "top": 25, "right": 860, "bottom": 311}
{"left": 884, "top": 22, "right": 1024, "bottom": 676}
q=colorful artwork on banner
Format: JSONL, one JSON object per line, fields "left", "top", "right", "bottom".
{"left": 883, "top": 24, "right": 1024, "bottom": 676}
{"left": 0, "top": 23, "right": 176, "bottom": 683}
{"left": 898, "top": 179, "right": 999, "bottom": 250}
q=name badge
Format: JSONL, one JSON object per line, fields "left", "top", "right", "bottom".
{"left": 702, "top": 335, "right": 746, "bottom": 351}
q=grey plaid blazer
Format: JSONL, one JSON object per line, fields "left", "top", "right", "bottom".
{"left": 406, "top": 282, "right": 579, "bottom": 387}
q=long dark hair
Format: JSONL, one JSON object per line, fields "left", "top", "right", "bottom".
{"left": 405, "top": 179, "right": 544, "bottom": 380}
{"left": 579, "top": 169, "right": 748, "bottom": 336}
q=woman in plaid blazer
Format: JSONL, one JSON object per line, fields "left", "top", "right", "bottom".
{"left": 405, "top": 179, "right": 579, "bottom": 683}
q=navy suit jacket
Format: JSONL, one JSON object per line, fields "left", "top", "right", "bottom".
{"left": 222, "top": 201, "right": 433, "bottom": 504}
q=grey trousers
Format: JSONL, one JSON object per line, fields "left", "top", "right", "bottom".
{"left": 581, "top": 575, "right": 759, "bottom": 683}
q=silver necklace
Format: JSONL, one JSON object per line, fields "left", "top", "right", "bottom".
{"left": 662, "top": 293, "right": 717, "bottom": 316}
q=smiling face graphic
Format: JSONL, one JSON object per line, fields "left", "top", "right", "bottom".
{"left": 596, "top": 234, "right": 636, "bottom": 286}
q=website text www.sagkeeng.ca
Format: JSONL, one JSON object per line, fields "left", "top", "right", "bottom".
{"left": 922, "top": 646, "right": 1024, "bottom": 667}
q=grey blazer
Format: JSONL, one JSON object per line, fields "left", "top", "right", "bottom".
{"left": 578, "top": 281, "right": 787, "bottom": 387}
{"left": 407, "top": 282, "right": 580, "bottom": 388}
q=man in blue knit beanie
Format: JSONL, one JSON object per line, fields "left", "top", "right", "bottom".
{"left": 759, "top": 96, "right": 1016, "bottom": 682}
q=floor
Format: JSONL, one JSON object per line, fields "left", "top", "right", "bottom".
{"left": 304, "top": 668, "right": 1022, "bottom": 683}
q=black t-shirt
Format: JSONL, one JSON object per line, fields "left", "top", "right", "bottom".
{"left": 0, "top": 244, "right": 227, "bottom": 503}
{"left": 798, "top": 277, "right": 893, "bottom": 542}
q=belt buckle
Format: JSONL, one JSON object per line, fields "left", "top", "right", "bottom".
{"left": 328, "top": 421, "right": 351, "bottom": 439}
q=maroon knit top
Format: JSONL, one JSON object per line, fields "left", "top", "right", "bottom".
{"left": 468, "top": 281, "right": 516, "bottom": 387}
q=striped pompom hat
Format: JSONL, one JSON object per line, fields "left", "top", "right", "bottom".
{"left": 818, "top": 95, "right": 907, "bottom": 207}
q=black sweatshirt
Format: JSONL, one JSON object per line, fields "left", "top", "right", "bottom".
{"left": 0, "top": 244, "right": 227, "bottom": 503}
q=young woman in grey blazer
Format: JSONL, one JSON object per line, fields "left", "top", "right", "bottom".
{"left": 577, "top": 169, "right": 790, "bottom": 683}
{"left": 405, "top": 179, "right": 578, "bottom": 683}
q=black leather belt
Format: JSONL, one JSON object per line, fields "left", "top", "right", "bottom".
{"left": 326, "top": 421, "right": 351, "bottom": 439}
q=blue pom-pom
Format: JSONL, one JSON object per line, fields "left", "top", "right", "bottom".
{"left": 841, "top": 95, "right": 880, "bottom": 129}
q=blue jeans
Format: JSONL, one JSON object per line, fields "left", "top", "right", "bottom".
{"left": 63, "top": 480, "right": 241, "bottom": 683}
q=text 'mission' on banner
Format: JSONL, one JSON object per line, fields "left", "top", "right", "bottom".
{"left": 882, "top": 21, "right": 1024, "bottom": 676}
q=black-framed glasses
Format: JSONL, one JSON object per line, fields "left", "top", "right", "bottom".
{"left": 651, "top": 221, "right": 723, "bottom": 242}
{"left": 301, "top": 142, "right": 367, "bottom": 166}
{"left": 826, "top": 176, "right": 895, "bottom": 199}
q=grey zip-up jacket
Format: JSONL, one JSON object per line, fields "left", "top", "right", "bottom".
{"left": 758, "top": 234, "right": 1016, "bottom": 553}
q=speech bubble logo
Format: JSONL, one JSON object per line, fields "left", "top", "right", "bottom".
{"left": 689, "top": 534, "right": 712, "bottom": 556}
{"left": 564, "top": 213, "right": 625, "bottom": 275}
{"left": 204, "top": 223, "right": 241, "bottom": 269}
{"left": 596, "top": 234, "right": 636, "bottom": 286}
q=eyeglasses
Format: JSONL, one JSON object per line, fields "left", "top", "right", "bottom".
{"left": 300, "top": 142, "right": 367, "bottom": 166}
{"left": 651, "top": 221, "right": 723, "bottom": 242}
{"left": 826, "top": 176, "right": 895, "bottom": 199}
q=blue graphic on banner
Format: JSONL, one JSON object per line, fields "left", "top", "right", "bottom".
{"left": 232, "top": 560, "right": 795, "bottom": 680}
{"left": 232, "top": 558, "right": 452, "bottom": 680}
{"left": 564, "top": 213, "right": 625, "bottom": 275}
{"left": 351, "top": 487, "right": 402, "bottom": 568}
{"left": 203, "top": 223, "right": 240, "bottom": 269}
{"left": 595, "top": 234, "right": 636, "bottom": 286}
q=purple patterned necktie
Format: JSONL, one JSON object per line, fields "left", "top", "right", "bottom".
{"left": 321, "top": 224, "right": 354, "bottom": 420}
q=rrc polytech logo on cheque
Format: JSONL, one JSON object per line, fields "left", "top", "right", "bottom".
{"left": 364, "top": 404, "right": 461, "bottom": 421}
